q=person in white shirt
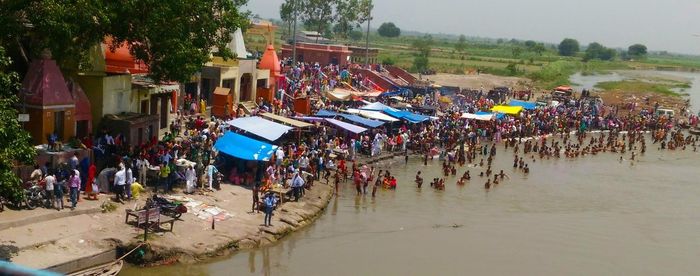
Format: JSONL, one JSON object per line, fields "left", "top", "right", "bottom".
{"left": 113, "top": 167, "right": 126, "bottom": 203}
{"left": 44, "top": 171, "right": 56, "bottom": 209}
{"left": 136, "top": 157, "right": 150, "bottom": 186}
{"left": 185, "top": 165, "right": 196, "bottom": 194}
{"left": 275, "top": 147, "right": 285, "bottom": 167}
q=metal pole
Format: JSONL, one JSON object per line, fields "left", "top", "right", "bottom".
{"left": 292, "top": 0, "right": 298, "bottom": 65}
{"left": 365, "top": 14, "right": 371, "bottom": 68}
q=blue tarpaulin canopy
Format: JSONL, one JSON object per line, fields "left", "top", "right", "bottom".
{"left": 383, "top": 109, "right": 430, "bottom": 123}
{"left": 315, "top": 109, "right": 340, "bottom": 117}
{"left": 324, "top": 118, "right": 367, "bottom": 134}
{"left": 339, "top": 114, "right": 384, "bottom": 128}
{"left": 509, "top": 100, "right": 537, "bottom": 110}
{"left": 225, "top": 116, "right": 293, "bottom": 141}
{"left": 214, "top": 132, "right": 278, "bottom": 161}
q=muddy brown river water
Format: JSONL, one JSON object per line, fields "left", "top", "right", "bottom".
{"left": 122, "top": 134, "right": 700, "bottom": 276}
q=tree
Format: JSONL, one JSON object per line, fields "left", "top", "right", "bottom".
{"left": 599, "top": 48, "right": 617, "bottom": 61}
{"left": 413, "top": 55, "right": 429, "bottom": 72}
{"left": 334, "top": 0, "right": 359, "bottom": 39}
{"left": 524, "top": 40, "right": 537, "bottom": 49}
{"left": 0, "top": 46, "right": 36, "bottom": 203}
{"left": 300, "top": 0, "right": 335, "bottom": 42}
{"left": 377, "top": 22, "right": 401, "bottom": 38}
{"left": 279, "top": 0, "right": 295, "bottom": 39}
{"left": 412, "top": 35, "right": 432, "bottom": 72}
{"left": 1, "top": 0, "right": 251, "bottom": 84}
{"left": 558, "top": 38, "right": 580, "bottom": 56}
{"left": 628, "top": 44, "right": 648, "bottom": 58}
{"left": 532, "top": 43, "right": 546, "bottom": 56}
{"left": 455, "top": 34, "right": 467, "bottom": 52}
{"left": 348, "top": 29, "right": 364, "bottom": 41}
{"left": 584, "top": 42, "right": 605, "bottom": 61}
{"left": 584, "top": 42, "right": 616, "bottom": 61}
{"left": 512, "top": 47, "right": 523, "bottom": 58}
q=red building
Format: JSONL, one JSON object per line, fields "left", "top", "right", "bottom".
{"left": 281, "top": 42, "right": 352, "bottom": 66}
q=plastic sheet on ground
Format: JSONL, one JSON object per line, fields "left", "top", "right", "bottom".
{"left": 164, "top": 195, "right": 234, "bottom": 222}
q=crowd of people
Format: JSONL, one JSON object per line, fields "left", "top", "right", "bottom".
{"left": 19, "top": 60, "right": 700, "bottom": 228}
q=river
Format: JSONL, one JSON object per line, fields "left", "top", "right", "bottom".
{"left": 570, "top": 70, "right": 700, "bottom": 113}
{"left": 123, "top": 137, "right": 700, "bottom": 275}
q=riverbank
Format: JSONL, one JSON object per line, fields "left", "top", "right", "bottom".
{"left": 0, "top": 152, "right": 401, "bottom": 273}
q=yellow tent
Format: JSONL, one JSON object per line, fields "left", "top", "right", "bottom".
{"left": 491, "top": 105, "right": 523, "bottom": 115}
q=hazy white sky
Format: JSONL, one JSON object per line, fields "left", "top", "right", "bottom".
{"left": 245, "top": 0, "right": 700, "bottom": 54}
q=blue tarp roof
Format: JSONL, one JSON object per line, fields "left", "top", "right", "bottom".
{"left": 339, "top": 114, "right": 384, "bottom": 128}
{"left": 214, "top": 132, "right": 278, "bottom": 161}
{"left": 383, "top": 109, "right": 430, "bottom": 123}
{"left": 315, "top": 109, "right": 339, "bottom": 117}
{"left": 315, "top": 109, "right": 384, "bottom": 128}
{"left": 509, "top": 100, "right": 537, "bottom": 110}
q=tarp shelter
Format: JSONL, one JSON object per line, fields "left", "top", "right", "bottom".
{"left": 295, "top": 116, "right": 325, "bottom": 122}
{"left": 315, "top": 109, "right": 340, "bottom": 117}
{"left": 225, "top": 116, "right": 293, "bottom": 141}
{"left": 259, "top": 112, "right": 313, "bottom": 128}
{"left": 346, "top": 109, "right": 400, "bottom": 122}
{"left": 461, "top": 113, "right": 494, "bottom": 121}
{"left": 326, "top": 88, "right": 352, "bottom": 101}
{"left": 491, "top": 105, "right": 523, "bottom": 115}
{"left": 324, "top": 118, "right": 367, "bottom": 134}
{"left": 338, "top": 114, "right": 384, "bottom": 128}
{"left": 214, "top": 131, "right": 278, "bottom": 161}
{"left": 360, "top": 102, "right": 393, "bottom": 111}
{"left": 508, "top": 100, "right": 537, "bottom": 110}
{"left": 382, "top": 109, "right": 430, "bottom": 123}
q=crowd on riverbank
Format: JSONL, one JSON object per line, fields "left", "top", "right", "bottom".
{"left": 15, "top": 60, "right": 700, "bottom": 228}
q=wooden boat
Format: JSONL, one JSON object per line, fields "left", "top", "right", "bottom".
{"left": 67, "top": 260, "right": 122, "bottom": 276}
{"left": 690, "top": 128, "right": 700, "bottom": 135}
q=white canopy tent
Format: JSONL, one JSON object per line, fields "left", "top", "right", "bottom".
{"left": 345, "top": 108, "right": 400, "bottom": 122}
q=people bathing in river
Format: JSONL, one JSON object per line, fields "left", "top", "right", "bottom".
{"left": 415, "top": 171, "right": 423, "bottom": 188}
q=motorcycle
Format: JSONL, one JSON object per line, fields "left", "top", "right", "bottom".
{"left": 145, "top": 194, "right": 187, "bottom": 219}
{"left": 24, "top": 181, "right": 49, "bottom": 210}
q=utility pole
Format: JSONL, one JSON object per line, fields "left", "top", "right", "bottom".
{"left": 292, "top": 0, "right": 298, "bottom": 65}
{"left": 365, "top": 11, "right": 371, "bottom": 68}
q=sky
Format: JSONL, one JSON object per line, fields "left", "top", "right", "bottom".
{"left": 244, "top": 0, "right": 700, "bottom": 55}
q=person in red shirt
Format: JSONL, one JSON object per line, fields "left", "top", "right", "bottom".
{"left": 353, "top": 169, "right": 362, "bottom": 195}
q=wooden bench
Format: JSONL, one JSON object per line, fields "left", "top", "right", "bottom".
{"left": 125, "top": 208, "right": 176, "bottom": 232}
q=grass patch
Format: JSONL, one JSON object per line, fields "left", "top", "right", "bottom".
{"left": 594, "top": 80, "right": 686, "bottom": 96}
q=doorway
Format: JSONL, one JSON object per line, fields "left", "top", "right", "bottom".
{"left": 53, "top": 111, "right": 65, "bottom": 140}
{"left": 240, "top": 73, "right": 253, "bottom": 102}
{"left": 76, "top": 120, "right": 89, "bottom": 138}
